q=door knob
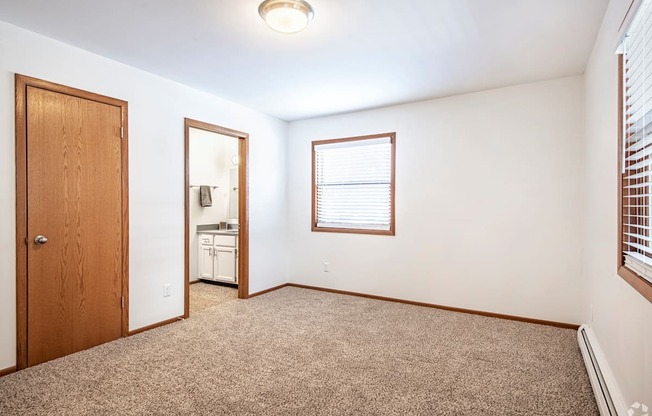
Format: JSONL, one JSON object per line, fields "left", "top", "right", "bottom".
{"left": 34, "top": 235, "right": 48, "bottom": 245}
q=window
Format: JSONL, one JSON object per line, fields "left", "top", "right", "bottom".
{"left": 312, "top": 133, "right": 396, "bottom": 235}
{"left": 618, "top": 0, "right": 652, "bottom": 302}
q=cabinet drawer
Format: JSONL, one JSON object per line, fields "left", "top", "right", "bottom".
{"left": 198, "top": 234, "right": 214, "bottom": 245}
{"left": 214, "top": 235, "right": 236, "bottom": 247}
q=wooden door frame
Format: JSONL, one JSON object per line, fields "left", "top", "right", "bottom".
{"left": 184, "top": 118, "right": 249, "bottom": 317}
{"left": 15, "top": 74, "right": 130, "bottom": 370}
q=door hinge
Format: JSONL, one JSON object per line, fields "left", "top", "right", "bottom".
{"left": 120, "top": 127, "right": 124, "bottom": 139}
{"left": 121, "top": 296, "right": 125, "bottom": 309}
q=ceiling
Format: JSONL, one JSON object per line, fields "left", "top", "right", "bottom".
{"left": 0, "top": 0, "right": 608, "bottom": 121}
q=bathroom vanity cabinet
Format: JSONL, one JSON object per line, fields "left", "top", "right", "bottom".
{"left": 197, "top": 232, "right": 238, "bottom": 284}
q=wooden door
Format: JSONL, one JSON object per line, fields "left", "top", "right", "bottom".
{"left": 20, "top": 79, "right": 127, "bottom": 367}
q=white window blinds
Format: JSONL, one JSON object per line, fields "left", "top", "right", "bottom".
{"left": 622, "top": 0, "right": 652, "bottom": 284}
{"left": 314, "top": 135, "right": 394, "bottom": 232}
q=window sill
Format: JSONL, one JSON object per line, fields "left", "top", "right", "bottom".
{"left": 311, "top": 226, "right": 395, "bottom": 236}
{"left": 618, "top": 266, "right": 652, "bottom": 303}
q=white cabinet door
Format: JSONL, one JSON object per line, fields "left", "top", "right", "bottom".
{"left": 198, "top": 245, "right": 214, "bottom": 280}
{"left": 214, "top": 247, "right": 236, "bottom": 283}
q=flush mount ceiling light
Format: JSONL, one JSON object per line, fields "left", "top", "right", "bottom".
{"left": 258, "top": 0, "right": 314, "bottom": 34}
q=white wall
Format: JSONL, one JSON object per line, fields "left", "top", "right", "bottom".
{"left": 188, "top": 128, "right": 239, "bottom": 281}
{"left": 3, "top": 9, "right": 648, "bottom": 408}
{"left": 582, "top": 0, "right": 652, "bottom": 408}
{"left": 0, "top": 21, "right": 288, "bottom": 370}
{"left": 287, "top": 76, "right": 585, "bottom": 324}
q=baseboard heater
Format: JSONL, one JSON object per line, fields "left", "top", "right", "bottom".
{"left": 577, "top": 324, "right": 625, "bottom": 416}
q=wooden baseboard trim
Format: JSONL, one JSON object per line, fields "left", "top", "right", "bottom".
{"left": 0, "top": 365, "right": 17, "bottom": 377}
{"left": 247, "top": 283, "right": 289, "bottom": 299}
{"left": 128, "top": 316, "right": 184, "bottom": 336}
{"left": 286, "top": 283, "right": 579, "bottom": 330}
{"left": 189, "top": 279, "right": 201, "bottom": 285}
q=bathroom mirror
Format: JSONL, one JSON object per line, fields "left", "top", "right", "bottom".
{"left": 229, "top": 167, "right": 239, "bottom": 220}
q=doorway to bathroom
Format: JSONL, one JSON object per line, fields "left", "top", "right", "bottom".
{"left": 183, "top": 118, "right": 249, "bottom": 318}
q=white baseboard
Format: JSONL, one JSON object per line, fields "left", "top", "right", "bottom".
{"left": 577, "top": 324, "right": 628, "bottom": 416}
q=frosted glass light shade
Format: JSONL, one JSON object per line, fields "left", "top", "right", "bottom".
{"left": 259, "top": 0, "right": 314, "bottom": 34}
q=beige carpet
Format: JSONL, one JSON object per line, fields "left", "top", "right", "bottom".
{"left": 0, "top": 287, "right": 597, "bottom": 415}
{"left": 189, "top": 281, "right": 237, "bottom": 314}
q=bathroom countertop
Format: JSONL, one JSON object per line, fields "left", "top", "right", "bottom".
{"left": 197, "top": 229, "right": 239, "bottom": 236}
{"left": 197, "top": 224, "right": 238, "bottom": 236}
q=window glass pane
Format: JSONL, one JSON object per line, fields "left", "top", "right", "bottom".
{"left": 313, "top": 134, "right": 394, "bottom": 232}
{"left": 621, "top": 0, "right": 652, "bottom": 285}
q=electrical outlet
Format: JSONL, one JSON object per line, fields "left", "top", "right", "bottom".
{"left": 323, "top": 262, "right": 330, "bottom": 272}
{"left": 163, "top": 284, "right": 171, "bottom": 298}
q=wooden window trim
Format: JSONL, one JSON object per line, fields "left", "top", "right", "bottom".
{"left": 311, "top": 132, "right": 396, "bottom": 236}
{"left": 617, "top": 54, "right": 652, "bottom": 303}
